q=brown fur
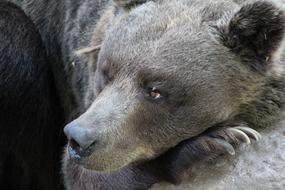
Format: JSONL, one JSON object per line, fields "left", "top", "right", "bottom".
{"left": 63, "top": 0, "right": 285, "bottom": 189}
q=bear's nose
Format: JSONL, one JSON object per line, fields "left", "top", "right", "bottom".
{"left": 64, "top": 121, "right": 96, "bottom": 157}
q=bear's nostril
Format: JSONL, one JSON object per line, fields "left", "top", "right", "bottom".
{"left": 68, "top": 139, "right": 82, "bottom": 160}
{"left": 69, "top": 139, "right": 81, "bottom": 151}
{"left": 68, "top": 138, "right": 96, "bottom": 159}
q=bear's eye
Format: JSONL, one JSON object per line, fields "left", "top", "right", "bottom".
{"left": 144, "top": 87, "right": 164, "bottom": 102}
{"left": 148, "top": 87, "right": 161, "bottom": 99}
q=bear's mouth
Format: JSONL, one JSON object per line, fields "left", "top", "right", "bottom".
{"left": 67, "top": 139, "right": 96, "bottom": 161}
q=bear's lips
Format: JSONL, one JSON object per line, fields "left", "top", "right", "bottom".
{"left": 67, "top": 139, "right": 96, "bottom": 160}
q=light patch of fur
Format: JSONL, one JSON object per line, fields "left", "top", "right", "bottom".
{"left": 270, "top": 40, "right": 285, "bottom": 77}
{"left": 75, "top": 45, "right": 101, "bottom": 57}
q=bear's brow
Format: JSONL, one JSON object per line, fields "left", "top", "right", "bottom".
{"left": 136, "top": 68, "right": 177, "bottom": 86}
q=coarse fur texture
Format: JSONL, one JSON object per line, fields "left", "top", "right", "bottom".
{"left": 63, "top": 0, "right": 285, "bottom": 189}
{"left": 0, "top": 2, "right": 65, "bottom": 190}
{"left": 7, "top": 0, "right": 285, "bottom": 189}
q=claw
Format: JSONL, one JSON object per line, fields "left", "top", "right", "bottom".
{"left": 212, "top": 138, "right": 236, "bottom": 155}
{"left": 234, "top": 126, "right": 262, "bottom": 142}
{"left": 227, "top": 128, "right": 251, "bottom": 144}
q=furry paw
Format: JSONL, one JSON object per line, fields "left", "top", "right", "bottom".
{"left": 206, "top": 125, "right": 262, "bottom": 155}
{"left": 151, "top": 125, "right": 261, "bottom": 184}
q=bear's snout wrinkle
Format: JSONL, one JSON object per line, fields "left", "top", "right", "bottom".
{"left": 64, "top": 121, "right": 97, "bottom": 159}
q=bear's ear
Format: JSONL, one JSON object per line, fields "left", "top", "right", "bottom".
{"left": 220, "top": 1, "right": 285, "bottom": 71}
{"left": 113, "top": 0, "right": 148, "bottom": 9}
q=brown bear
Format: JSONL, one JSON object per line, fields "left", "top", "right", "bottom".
{"left": 4, "top": 0, "right": 253, "bottom": 189}
{"left": 64, "top": 0, "right": 285, "bottom": 169}
{"left": 63, "top": 0, "right": 285, "bottom": 189}
{"left": 8, "top": 0, "right": 285, "bottom": 189}
{"left": 3, "top": 0, "right": 236, "bottom": 189}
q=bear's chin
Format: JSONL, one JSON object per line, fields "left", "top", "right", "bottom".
{"left": 67, "top": 154, "right": 133, "bottom": 173}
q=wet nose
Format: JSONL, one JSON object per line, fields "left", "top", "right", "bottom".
{"left": 64, "top": 121, "right": 96, "bottom": 150}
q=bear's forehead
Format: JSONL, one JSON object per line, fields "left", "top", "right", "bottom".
{"left": 102, "top": 0, "right": 239, "bottom": 65}
{"left": 102, "top": 24, "right": 230, "bottom": 72}
{"left": 99, "top": 35, "right": 235, "bottom": 89}
{"left": 97, "top": 0, "right": 244, "bottom": 84}
{"left": 112, "top": 0, "right": 238, "bottom": 33}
